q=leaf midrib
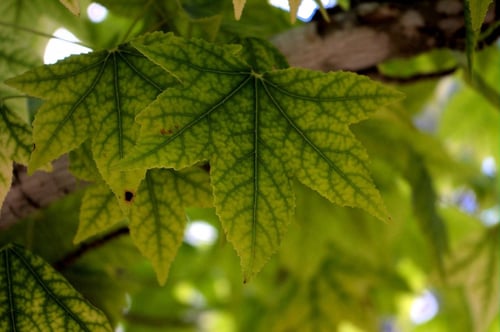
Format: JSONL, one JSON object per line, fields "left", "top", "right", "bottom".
{"left": 39, "top": 55, "right": 108, "bottom": 155}
{"left": 144, "top": 172, "right": 164, "bottom": 263}
{"left": 250, "top": 76, "right": 259, "bottom": 273}
{"left": 10, "top": 246, "right": 91, "bottom": 331}
{"left": 111, "top": 53, "right": 124, "bottom": 158}
{"left": 124, "top": 74, "right": 252, "bottom": 166}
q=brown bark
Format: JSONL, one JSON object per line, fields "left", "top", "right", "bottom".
{"left": 272, "top": 0, "right": 498, "bottom": 72}
{"left": 1, "top": 0, "right": 499, "bottom": 226}
{"left": 0, "top": 157, "right": 83, "bottom": 228}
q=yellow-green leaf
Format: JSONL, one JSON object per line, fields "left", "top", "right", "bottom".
{"left": 0, "top": 104, "right": 31, "bottom": 208}
{"left": 120, "top": 33, "right": 402, "bottom": 281}
{"left": 129, "top": 167, "right": 212, "bottom": 285}
{"left": 470, "top": 0, "right": 493, "bottom": 31}
{"left": 288, "top": 0, "right": 302, "bottom": 23}
{"left": 69, "top": 140, "right": 101, "bottom": 182}
{"left": 0, "top": 243, "right": 112, "bottom": 331}
{"left": 6, "top": 44, "right": 176, "bottom": 205}
{"left": 74, "top": 182, "right": 126, "bottom": 244}
{"left": 233, "top": 0, "right": 246, "bottom": 20}
{"left": 446, "top": 225, "right": 499, "bottom": 332}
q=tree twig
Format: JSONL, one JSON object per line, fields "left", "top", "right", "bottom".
{"left": 53, "top": 227, "right": 130, "bottom": 271}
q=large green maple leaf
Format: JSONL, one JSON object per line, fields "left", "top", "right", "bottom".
{"left": 119, "top": 32, "right": 402, "bottom": 281}
{"left": 6, "top": 45, "right": 176, "bottom": 204}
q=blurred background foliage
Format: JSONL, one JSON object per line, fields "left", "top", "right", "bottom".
{"left": 0, "top": 0, "right": 498, "bottom": 331}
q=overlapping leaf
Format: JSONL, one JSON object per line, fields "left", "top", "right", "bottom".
{"left": 75, "top": 182, "right": 125, "bottom": 244}
{"left": 69, "top": 139, "right": 213, "bottom": 284}
{"left": 6, "top": 45, "right": 176, "bottom": 205}
{"left": 0, "top": 243, "right": 112, "bottom": 331}
{"left": 129, "top": 167, "right": 212, "bottom": 285}
{"left": 119, "top": 32, "right": 402, "bottom": 280}
{"left": 69, "top": 141, "right": 126, "bottom": 243}
{"left": 445, "top": 225, "right": 499, "bottom": 332}
{"left": 0, "top": 104, "right": 31, "bottom": 208}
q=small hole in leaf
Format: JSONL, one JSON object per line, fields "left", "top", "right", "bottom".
{"left": 125, "top": 191, "right": 134, "bottom": 202}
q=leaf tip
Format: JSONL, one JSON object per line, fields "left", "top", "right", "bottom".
{"left": 232, "top": 0, "right": 246, "bottom": 20}
{"left": 59, "top": 0, "right": 81, "bottom": 16}
{"left": 156, "top": 273, "right": 168, "bottom": 287}
{"left": 73, "top": 234, "right": 84, "bottom": 245}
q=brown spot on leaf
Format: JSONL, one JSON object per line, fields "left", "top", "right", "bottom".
{"left": 160, "top": 128, "right": 173, "bottom": 135}
{"left": 124, "top": 191, "right": 134, "bottom": 202}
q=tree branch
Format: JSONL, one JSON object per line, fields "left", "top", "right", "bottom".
{"left": 53, "top": 226, "right": 130, "bottom": 271}
{"left": 1, "top": 156, "right": 83, "bottom": 228}
{"left": 272, "top": 0, "right": 498, "bottom": 72}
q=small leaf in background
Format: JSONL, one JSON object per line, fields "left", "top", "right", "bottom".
{"left": 6, "top": 45, "right": 176, "bottom": 206}
{"left": 313, "top": 0, "right": 330, "bottom": 22}
{"left": 444, "top": 225, "right": 499, "bottom": 332}
{"left": 120, "top": 33, "right": 402, "bottom": 281}
{"left": 60, "top": 0, "right": 80, "bottom": 16}
{"left": 288, "top": 0, "right": 302, "bottom": 23}
{"left": 129, "top": 167, "right": 212, "bottom": 285}
{"left": 377, "top": 49, "right": 458, "bottom": 79}
{"left": 233, "top": 0, "right": 246, "bottom": 20}
{"left": 439, "top": 80, "right": 499, "bottom": 161}
{"left": 469, "top": 0, "right": 493, "bottom": 30}
{"left": 337, "top": 0, "right": 350, "bottom": 10}
{"left": 405, "top": 156, "right": 448, "bottom": 273}
{"left": 0, "top": 243, "right": 112, "bottom": 331}
{"left": 462, "top": 0, "right": 493, "bottom": 77}
{"left": 0, "top": 104, "right": 32, "bottom": 208}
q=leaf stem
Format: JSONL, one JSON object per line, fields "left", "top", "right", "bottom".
{"left": 0, "top": 21, "right": 92, "bottom": 48}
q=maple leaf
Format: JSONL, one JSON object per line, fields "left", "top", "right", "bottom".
{"left": 6, "top": 45, "right": 176, "bottom": 205}
{"left": 69, "top": 140, "right": 212, "bottom": 286}
{"left": 0, "top": 244, "right": 112, "bottom": 331}
{"left": 0, "top": 104, "right": 31, "bottom": 208}
{"left": 118, "top": 32, "right": 403, "bottom": 281}
{"left": 129, "top": 167, "right": 212, "bottom": 285}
